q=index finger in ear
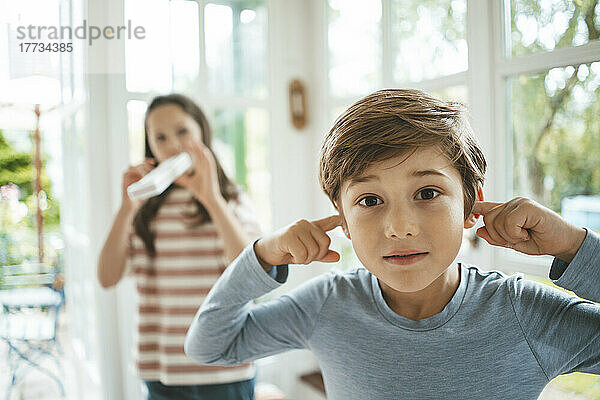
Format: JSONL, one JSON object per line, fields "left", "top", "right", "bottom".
{"left": 471, "top": 201, "right": 503, "bottom": 216}
{"left": 312, "top": 215, "right": 342, "bottom": 232}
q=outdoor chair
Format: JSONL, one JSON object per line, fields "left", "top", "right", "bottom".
{"left": 0, "top": 263, "right": 65, "bottom": 399}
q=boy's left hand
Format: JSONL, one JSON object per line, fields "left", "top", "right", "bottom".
{"left": 174, "top": 139, "right": 222, "bottom": 206}
{"left": 472, "top": 197, "right": 587, "bottom": 263}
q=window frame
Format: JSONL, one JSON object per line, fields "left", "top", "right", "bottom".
{"left": 490, "top": 0, "right": 600, "bottom": 276}
{"left": 122, "top": 0, "right": 273, "bottom": 226}
{"left": 325, "top": 0, "right": 470, "bottom": 112}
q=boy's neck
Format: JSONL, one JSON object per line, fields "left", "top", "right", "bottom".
{"left": 379, "top": 263, "right": 461, "bottom": 321}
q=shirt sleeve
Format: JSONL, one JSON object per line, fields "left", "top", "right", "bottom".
{"left": 549, "top": 229, "right": 600, "bottom": 303}
{"left": 184, "top": 243, "right": 334, "bottom": 366}
{"left": 506, "top": 273, "right": 600, "bottom": 379}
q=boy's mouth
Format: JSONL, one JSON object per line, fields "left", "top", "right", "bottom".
{"left": 383, "top": 251, "right": 429, "bottom": 266}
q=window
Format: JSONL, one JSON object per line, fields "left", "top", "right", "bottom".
{"left": 505, "top": 0, "right": 600, "bottom": 219}
{"left": 507, "top": 0, "right": 600, "bottom": 57}
{"left": 390, "top": 0, "right": 468, "bottom": 83}
{"left": 205, "top": 2, "right": 268, "bottom": 98}
{"left": 498, "top": 0, "right": 600, "bottom": 251}
{"left": 1, "top": 0, "right": 96, "bottom": 396}
{"left": 497, "top": 1, "right": 600, "bottom": 397}
{"left": 124, "top": 0, "right": 272, "bottom": 230}
{"left": 508, "top": 63, "right": 600, "bottom": 214}
{"left": 212, "top": 108, "right": 271, "bottom": 228}
{"left": 328, "top": 0, "right": 382, "bottom": 97}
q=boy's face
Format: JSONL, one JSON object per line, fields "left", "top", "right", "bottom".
{"left": 338, "top": 146, "right": 478, "bottom": 293}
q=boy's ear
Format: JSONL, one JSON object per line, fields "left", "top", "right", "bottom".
{"left": 464, "top": 186, "right": 484, "bottom": 229}
{"left": 334, "top": 200, "right": 351, "bottom": 240}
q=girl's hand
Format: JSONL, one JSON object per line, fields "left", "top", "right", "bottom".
{"left": 472, "top": 197, "right": 587, "bottom": 263}
{"left": 121, "top": 158, "right": 156, "bottom": 213}
{"left": 174, "top": 139, "right": 222, "bottom": 205}
{"left": 254, "top": 215, "right": 342, "bottom": 272}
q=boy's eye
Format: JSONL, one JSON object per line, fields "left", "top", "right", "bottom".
{"left": 156, "top": 135, "right": 166, "bottom": 141}
{"left": 177, "top": 128, "right": 188, "bottom": 135}
{"left": 415, "top": 188, "right": 441, "bottom": 200}
{"left": 358, "top": 196, "right": 383, "bottom": 207}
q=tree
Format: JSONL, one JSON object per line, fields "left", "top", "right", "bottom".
{"left": 510, "top": 0, "right": 600, "bottom": 212}
{"left": 0, "top": 130, "right": 34, "bottom": 196}
{"left": 0, "top": 129, "right": 61, "bottom": 264}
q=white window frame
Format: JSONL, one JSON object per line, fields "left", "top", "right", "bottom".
{"left": 490, "top": 0, "right": 600, "bottom": 277}
{"left": 325, "top": 0, "right": 470, "bottom": 114}
{"left": 122, "top": 0, "right": 273, "bottom": 228}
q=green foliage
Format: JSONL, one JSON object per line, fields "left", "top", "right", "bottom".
{"left": 389, "top": 0, "right": 466, "bottom": 83}
{"left": 510, "top": 0, "right": 599, "bottom": 56}
{"left": 0, "top": 129, "right": 61, "bottom": 265}
{"left": 0, "top": 130, "right": 60, "bottom": 229}
{"left": 510, "top": 0, "right": 600, "bottom": 212}
{"left": 550, "top": 372, "right": 600, "bottom": 398}
{"left": 0, "top": 132, "right": 33, "bottom": 196}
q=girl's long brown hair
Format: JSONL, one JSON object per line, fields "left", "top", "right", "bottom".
{"left": 134, "top": 94, "right": 239, "bottom": 257}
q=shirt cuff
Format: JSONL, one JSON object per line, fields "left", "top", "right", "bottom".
{"left": 267, "top": 265, "right": 289, "bottom": 283}
{"left": 549, "top": 229, "right": 600, "bottom": 298}
{"left": 253, "top": 239, "right": 289, "bottom": 284}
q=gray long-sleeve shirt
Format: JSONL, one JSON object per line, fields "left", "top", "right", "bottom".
{"left": 185, "top": 230, "right": 600, "bottom": 399}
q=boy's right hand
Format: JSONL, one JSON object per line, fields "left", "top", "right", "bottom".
{"left": 121, "top": 158, "right": 156, "bottom": 213}
{"left": 254, "top": 215, "right": 342, "bottom": 271}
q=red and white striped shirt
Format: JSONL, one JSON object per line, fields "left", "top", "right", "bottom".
{"left": 126, "top": 187, "right": 261, "bottom": 385}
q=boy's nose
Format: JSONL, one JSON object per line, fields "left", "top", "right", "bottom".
{"left": 384, "top": 207, "right": 419, "bottom": 238}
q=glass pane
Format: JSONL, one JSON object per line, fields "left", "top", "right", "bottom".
{"left": 430, "top": 85, "right": 469, "bottom": 104}
{"left": 171, "top": 0, "right": 200, "bottom": 92}
{"left": 205, "top": 1, "right": 268, "bottom": 98}
{"left": 509, "top": 0, "right": 600, "bottom": 57}
{"left": 328, "top": 0, "right": 382, "bottom": 97}
{"left": 127, "top": 100, "right": 147, "bottom": 165}
{"left": 509, "top": 62, "right": 600, "bottom": 226}
{"left": 1, "top": 0, "right": 62, "bottom": 81}
{"left": 212, "top": 108, "right": 271, "bottom": 230}
{"left": 125, "top": 0, "right": 171, "bottom": 93}
{"left": 391, "top": 0, "right": 468, "bottom": 83}
{"left": 523, "top": 275, "right": 600, "bottom": 400}
{"left": 62, "top": 108, "right": 102, "bottom": 389}
{"left": 329, "top": 85, "right": 468, "bottom": 128}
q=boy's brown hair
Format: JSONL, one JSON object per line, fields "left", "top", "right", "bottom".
{"left": 318, "top": 88, "right": 487, "bottom": 218}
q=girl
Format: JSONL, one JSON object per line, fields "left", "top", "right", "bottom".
{"left": 98, "top": 94, "right": 261, "bottom": 400}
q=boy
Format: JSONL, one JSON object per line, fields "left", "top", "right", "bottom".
{"left": 185, "top": 89, "right": 599, "bottom": 399}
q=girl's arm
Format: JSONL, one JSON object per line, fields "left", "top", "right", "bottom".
{"left": 203, "top": 196, "right": 252, "bottom": 264}
{"left": 97, "top": 205, "right": 135, "bottom": 288}
{"left": 98, "top": 159, "right": 155, "bottom": 288}
{"left": 174, "top": 139, "right": 257, "bottom": 263}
